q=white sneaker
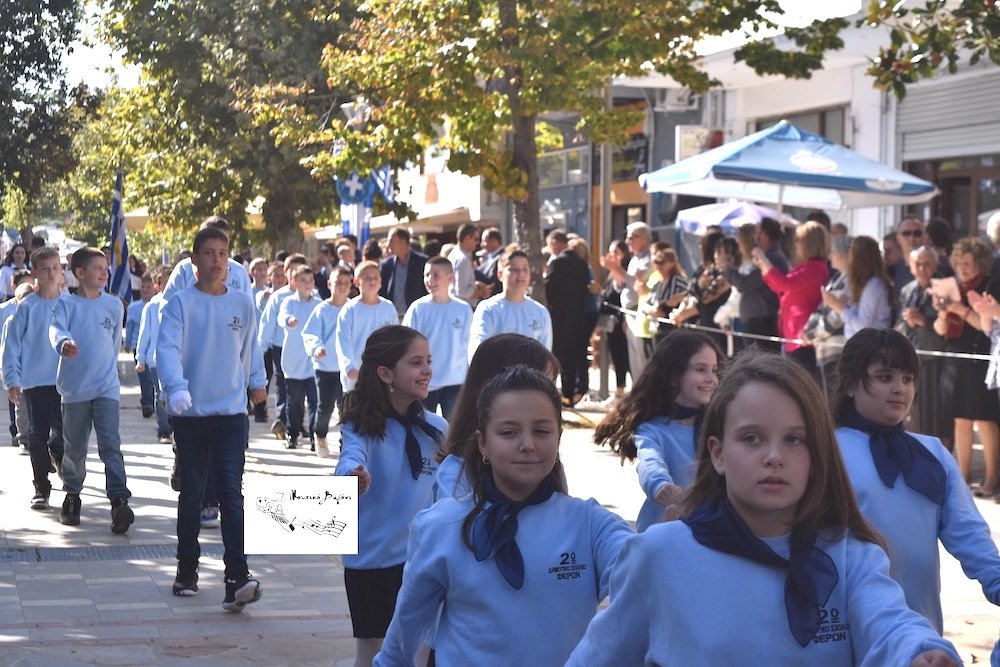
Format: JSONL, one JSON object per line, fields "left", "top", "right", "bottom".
{"left": 315, "top": 436, "right": 330, "bottom": 458}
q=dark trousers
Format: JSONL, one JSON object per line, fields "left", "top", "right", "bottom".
{"left": 271, "top": 346, "right": 287, "bottom": 424}
{"left": 607, "top": 322, "right": 630, "bottom": 388}
{"left": 574, "top": 312, "right": 599, "bottom": 395}
{"left": 553, "top": 330, "right": 588, "bottom": 401}
{"left": 315, "top": 370, "right": 343, "bottom": 438}
{"left": 424, "top": 385, "right": 461, "bottom": 419}
{"left": 285, "top": 376, "right": 318, "bottom": 439}
{"left": 255, "top": 347, "right": 273, "bottom": 421}
{"left": 136, "top": 359, "right": 155, "bottom": 410}
{"left": 23, "top": 386, "right": 63, "bottom": 489}
{"left": 174, "top": 414, "right": 248, "bottom": 578}
{"left": 741, "top": 314, "right": 780, "bottom": 353}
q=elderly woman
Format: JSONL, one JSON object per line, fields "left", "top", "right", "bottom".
{"left": 897, "top": 245, "right": 949, "bottom": 441}
{"left": 753, "top": 221, "right": 830, "bottom": 372}
{"left": 801, "top": 234, "right": 851, "bottom": 394}
{"left": 933, "top": 236, "right": 1000, "bottom": 497}
{"left": 823, "top": 235, "right": 893, "bottom": 340}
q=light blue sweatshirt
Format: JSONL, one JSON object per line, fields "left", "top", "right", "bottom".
{"left": 374, "top": 493, "right": 632, "bottom": 667}
{"left": 2, "top": 293, "right": 61, "bottom": 390}
{"left": 402, "top": 295, "right": 472, "bottom": 390}
{"left": 468, "top": 294, "right": 552, "bottom": 362}
{"left": 334, "top": 296, "right": 398, "bottom": 391}
{"left": 278, "top": 293, "right": 322, "bottom": 380}
{"left": 333, "top": 410, "right": 446, "bottom": 569}
{"left": 434, "top": 454, "right": 470, "bottom": 501}
{"left": 635, "top": 417, "right": 696, "bottom": 532}
{"left": 124, "top": 299, "right": 146, "bottom": 350}
{"left": 161, "top": 257, "right": 252, "bottom": 302}
{"left": 49, "top": 293, "right": 123, "bottom": 403}
{"left": 567, "top": 522, "right": 961, "bottom": 666}
{"left": 0, "top": 298, "right": 19, "bottom": 378}
{"left": 135, "top": 294, "right": 163, "bottom": 368}
{"left": 257, "top": 284, "right": 294, "bottom": 349}
{"left": 836, "top": 426, "right": 1000, "bottom": 632}
{"left": 301, "top": 300, "right": 344, "bottom": 373}
{"left": 156, "top": 286, "right": 266, "bottom": 416}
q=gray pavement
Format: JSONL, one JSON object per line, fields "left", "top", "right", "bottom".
{"left": 0, "top": 358, "right": 996, "bottom": 665}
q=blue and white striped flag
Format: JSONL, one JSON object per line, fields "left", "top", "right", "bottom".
{"left": 371, "top": 165, "right": 394, "bottom": 205}
{"left": 107, "top": 170, "right": 131, "bottom": 304}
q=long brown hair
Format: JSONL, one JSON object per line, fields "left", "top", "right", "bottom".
{"left": 594, "top": 331, "right": 723, "bottom": 461}
{"left": 437, "top": 334, "right": 558, "bottom": 463}
{"left": 339, "top": 325, "right": 425, "bottom": 438}
{"left": 461, "top": 366, "right": 567, "bottom": 550}
{"left": 682, "top": 352, "right": 885, "bottom": 547}
{"left": 847, "top": 236, "right": 892, "bottom": 304}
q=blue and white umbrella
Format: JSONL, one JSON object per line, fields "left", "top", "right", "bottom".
{"left": 676, "top": 201, "right": 798, "bottom": 236}
{"left": 640, "top": 121, "right": 938, "bottom": 210}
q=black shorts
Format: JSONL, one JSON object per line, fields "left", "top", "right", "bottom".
{"left": 344, "top": 563, "right": 405, "bottom": 638}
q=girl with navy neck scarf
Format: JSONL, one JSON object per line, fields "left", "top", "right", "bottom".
{"left": 833, "top": 327, "right": 1000, "bottom": 635}
{"left": 594, "top": 330, "right": 722, "bottom": 531}
{"left": 374, "top": 366, "right": 632, "bottom": 666}
{"left": 334, "top": 325, "right": 446, "bottom": 667}
{"left": 570, "top": 352, "right": 960, "bottom": 666}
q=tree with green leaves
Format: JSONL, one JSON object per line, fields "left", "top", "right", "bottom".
{"left": 98, "top": 0, "right": 348, "bottom": 249}
{"left": 0, "top": 1, "right": 86, "bottom": 219}
{"left": 269, "top": 0, "right": 847, "bottom": 301}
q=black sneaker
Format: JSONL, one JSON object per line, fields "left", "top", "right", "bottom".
{"left": 60, "top": 493, "right": 81, "bottom": 526}
{"left": 222, "top": 574, "right": 261, "bottom": 612}
{"left": 110, "top": 497, "right": 134, "bottom": 534}
{"left": 285, "top": 434, "right": 297, "bottom": 450}
{"left": 172, "top": 562, "right": 199, "bottom": 597}
{"left": 30, "top": 482, "right": 51, "bottom": 510}
{"left": 141, "top": 406, "right": 154, "bottom": 418}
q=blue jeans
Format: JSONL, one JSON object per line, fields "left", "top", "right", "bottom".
{"left": 315, "top": 370, "right": 343, "bottom": 438}
{"left": 174, "top": 414, "right": 249, "bottom": 578}
{"left": 137, "top": 359, "right": 155, "bottom": 411}
{"left": 61, "top": 397, "right": 129, "bottom": 499}
{"left": 23, "top": 385, "right": 64, "bottom": 489}
{"left": 271, "top": 346, "right": 287, "bottom": 425}
{"left": 146, "top": 366, "right": 171, "bottom": 437}
{"left": 424, "top": 385, "right": 461, "bottom": 419}
{"left": 285, "top": 376, "right": 317, "bottom": 439}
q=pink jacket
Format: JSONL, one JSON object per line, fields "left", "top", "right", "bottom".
{"left": 762, "top": 258, "right": 829, "bottom": 352}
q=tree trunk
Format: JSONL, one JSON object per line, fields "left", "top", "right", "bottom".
{"left": 499, "top": 0, "right": 546, "bottom": 305}
{"left": 263, "top": 186, "right": 301, "bottom": 254}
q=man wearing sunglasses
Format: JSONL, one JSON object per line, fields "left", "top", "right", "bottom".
{"left": 892, "top": 216, "right": 925, "bottom": 297}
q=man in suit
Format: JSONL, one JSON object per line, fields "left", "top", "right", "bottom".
{"left": 475, "top": 227, "right": 504, "bottom": 299}
{"left": 379, "top": 227, "right": 428, "bottom": 318}
{"left": 544, "top": 229, "right": 590, "bottom": 405}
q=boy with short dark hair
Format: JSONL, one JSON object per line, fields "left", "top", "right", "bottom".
{"left": 3, "top": 247, "right": 65, "bottom": 509}
{"left": 157, "top": 227, "right": 267, "bottom": 612}
{"left": 402, "top": 256, "right": 472, "bottom": 418}
{"left": 277, "top": 265, "right": 321, "bottom": 450}
{"left": 49, "top": 247, "right": 132, "bottom": 531}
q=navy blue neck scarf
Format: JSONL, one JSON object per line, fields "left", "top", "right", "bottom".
{"left": 671, "top": 404, "right": 704, "bottom": 448}
{"left": 471, "top": 474, "right": 555, "bottom": 590}
{"left": 387, "top": 401, "right": 444, "bottom": 480}
{"left": 683, "top": 497, "right": 839, "bottom": 647}
{"left": 844, "top": 408, "right": 945, "bottom": 506}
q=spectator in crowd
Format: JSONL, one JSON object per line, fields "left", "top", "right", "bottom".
{"left": 891, "top": 216, "right": 925, "bottom": 294}
{"left": 642, "top": 246, "right": 688, "bottom": 349}
{"left": 672, "top": 230, "right": 730, "bottom": 351}
{"left": 378, "top": 227, "right": 428, "bottom": 319}
{"left": 448, "top": 223, "right": 480, "bottom": 307}
{"left": 568, "top": 236, "right": 601, "bottom": 401}
{"left": 545, "top": 230, "right": 590, "bottom": 406}
{"left": 801, "top": 234, "right": 850, "bottom": 395}
{"left": 830, "top": 222, "right": 849, "bottom": 240}
{"left": 0, "top": 243, "right": 29, "bottom": 301}
{"left": 882, "top": 231, "right": 906, "bottom": 299}
{"left": 823, "top": 235, "right": 893, "bottom": 341}
{"left": 475, "top": 227, "right": 505, "bottom": 299}
{"left": 722, "top": 219, "right": 785, "bottom": 351}
{"left": 925, "top": 217, "right": 954, "bottom": 278}
{"left": 362, "top": 237, "right": 383, "bottom": 263}
{"left": 616, "top": 222, "right": 653, "bottom": 379}
{"left": 599, "top": 240, "right": 632, "bottom": 400}
{"left": 314, "top": 241, "right": 336, "bottom": 300}
{"left": 754, "top": 221, "right": 830, "bottom": 373}
{"left": 932, "top": 236, "right": 1000, "bottom": 497}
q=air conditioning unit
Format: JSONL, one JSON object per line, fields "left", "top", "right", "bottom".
{"left": 654, "top": 88, "right": 700, "bottom": 112}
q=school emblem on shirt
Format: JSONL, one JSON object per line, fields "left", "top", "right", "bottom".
{"left": 811, "top": 607, "right": 849, "bottom": 644}
{"left": 100, "top": 317, "right": 115, "bottom": 333}
{"left": 547, "top": 551, "right": 588, "bottom": 581}
{"left": 451, "top": 318, "right": 463, "bottom": 330}
{"left": 420, "top": 456, "right": 435, "bottom": 477}
{"left": 530, "top": 319, "right": 543, "bottom": 333}
{"left": 228, "top": 316, "right": 244, "bottom": 333}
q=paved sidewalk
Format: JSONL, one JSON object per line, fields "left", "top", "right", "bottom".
{"left": 0, "top": 359, "right": 996, "bottom": 664}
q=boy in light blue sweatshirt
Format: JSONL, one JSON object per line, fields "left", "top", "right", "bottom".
{"left": 125, "top": 272, "right": 156, "bottom": 418}
{"left": 335, "top": 261, "right": 398, "bottom": 392}
{"left": 156, "top": 226, "right": 267, "bottom": 612}
{"left": 135, "top": 265, "right": 171, "bottom": 443}
{"left": 402, "top": 256, "right": 472, "bottom": 418}
{"left": 2, "top": 247, "right": 65, "bottom": 509}
{"left": 49, "top": 247, "right": 132, "bottom": 533}
{"left": 277, "top": 265, "right": 321, "bottom": 450}
{"left": 301, "top": 266, "right": 352, "bottom": 459}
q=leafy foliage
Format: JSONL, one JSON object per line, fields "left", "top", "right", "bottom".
{"left": 859, "top": 0, "right": 1000, "bottom": 99}
{"left": 0, "top": 0, "right": 86, "bottom": 210}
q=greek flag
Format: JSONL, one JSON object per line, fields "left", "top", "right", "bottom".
{"left": 107, "top": 170, "right": 131, "bottom": 303}
{"left": 371, "top": 166, "right": 394, "bottom": 205}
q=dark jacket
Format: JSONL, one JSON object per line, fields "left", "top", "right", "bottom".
{"left": 379, "top": 251, "right": 429, "bottom": 311}
{"left": 544, "top": 249, "right": 590, "bottom": 336}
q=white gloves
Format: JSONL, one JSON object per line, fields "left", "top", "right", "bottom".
{"left": 168, "top": 390, "right": 193, "bottom": 415}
